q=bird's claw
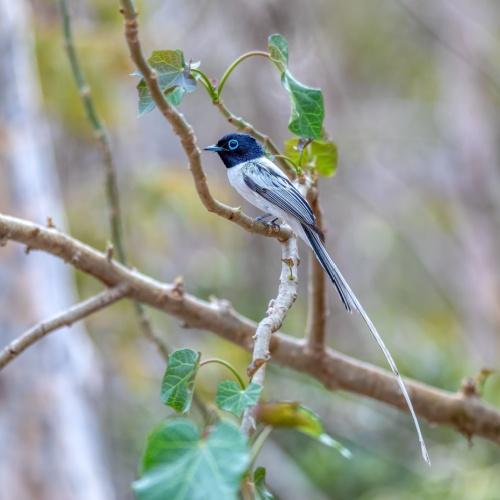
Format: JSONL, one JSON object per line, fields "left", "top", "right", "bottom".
{"left": 255, "top": 215, "right": 281, "bottom": 230}
{"left": 254, "top": 213, "right": 272, "bottom": 223}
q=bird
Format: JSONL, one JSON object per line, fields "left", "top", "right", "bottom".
{"left": 204, "top": 132, "right": 430, "bottom": 465}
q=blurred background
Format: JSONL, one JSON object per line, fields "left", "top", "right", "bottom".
{"left": 1, "top": 0, "right": 500, "bottom": 498}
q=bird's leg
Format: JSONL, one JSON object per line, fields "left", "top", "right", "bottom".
{"left": 269, "top": 217, "right": 281, "bottom": 229}
{"left": 254, "top": 213, "right": 282, "bottom": 230}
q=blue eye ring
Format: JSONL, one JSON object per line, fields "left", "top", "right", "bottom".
{"left": 228, "top": 139, "right": 239, "bottom": 150}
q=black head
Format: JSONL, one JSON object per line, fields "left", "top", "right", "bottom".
{"left": 204, "top": 133, "right": 265, "bottom": 168}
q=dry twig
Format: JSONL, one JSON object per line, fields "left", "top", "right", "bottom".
{"left": 0, "top": 283, "right": 129, "bottom": 370}
{"left": 241, "top": 237, "right": 299, "bottom": 435}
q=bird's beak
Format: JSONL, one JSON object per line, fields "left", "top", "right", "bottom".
{"left": 203, "top": 144, "right": 225, "bottom": 152}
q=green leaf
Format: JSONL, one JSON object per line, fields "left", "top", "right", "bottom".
{"left": 284, "top": 137, "right": 338, "bottom": 176}
{"left": 267, "top": 34, "right": 324, "bottom": 139}
{"left": 215, "top": 381, "right": 262, "bottom": 417}
{"left": 254, "top": 467, "right": 274, "bottom": 500}
{"left": 133, "top": 419, "right": 249, "bottom": 500}
{"left": 256, "top": 402, "right": 351, "bottom": 459}
{"left": 135, "top": 49, "right": 198, "bottom": 116}
{"left": 160, "top": 349, "right": 200, "bottom": 413}
{"left": 282, "top": 71, "right": 324, "bottom": 139}
{"left": 268, "top": 34, "right": 288, "bottom": 72}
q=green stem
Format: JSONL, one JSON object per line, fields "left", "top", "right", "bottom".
{"left": 217, "top": 51, "right": 270, "bottom": 99}
{"left": 249, "top": 426, "right": 273, "bottom": 467}
{"left": 59, "top": 0, "right": 126, "bottom": 263}
{"left": 297, "top": 139, "right": 312, "bottom": 168}
{"left": 59, "top": 0, "right": 171, "bottom": 365}
{"left": 199, "top": 358, "right": 246, "bottom": 389}
{"left": 191, "top": 69, "right": 217, "bottom": 101}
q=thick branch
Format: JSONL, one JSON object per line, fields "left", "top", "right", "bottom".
{"left": 118, "top": 0, "right": 290, "bottom": 241}
{"left": 1, "top": 213, "right": 500, "bottom": 445}
{"left": 241, "top": 237, "right": 299, "bottom": 435}
{"left": 0, "top": 283, "right": 129, "bottom": 371}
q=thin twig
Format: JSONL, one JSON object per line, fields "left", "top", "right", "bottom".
{"left": 305, "top": 185, "right": 328, "bottom": 351}
{"left": 59, "top": 0, "right": 125, "bottom": 262}
{"left": 0, "top": 284, "right": 130, "bottom": 371}
{"left": 241, "top": 237, "right": 299, "bottom": 435}
{"left": 59, "top": 0, "right": 166, "bottom": 357}
{"left": 1, "top": 214, "right": 500, "bottom": 443}
{"left": 118, "top": 0, "right": 291, "bottom": 241}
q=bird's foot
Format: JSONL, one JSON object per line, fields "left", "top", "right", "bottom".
{"left": 254, "top": 213, "right": 272, "bottom": 223}
{"left": 254, "top": 214, "right": 281, "bottom": 230}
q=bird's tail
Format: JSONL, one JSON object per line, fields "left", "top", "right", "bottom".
{"left": 301, "top": 224, "right": 431, "bottom": 466}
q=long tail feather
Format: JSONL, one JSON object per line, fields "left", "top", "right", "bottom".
{"left": 302, "top": 226, "right": 356, "bottom": 312}
{"left": 302, "top": 224, "right": 431, "bottom": 466}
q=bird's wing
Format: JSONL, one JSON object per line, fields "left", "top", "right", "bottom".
{"left": 242, "top": 161, "right": 317, "bottom": 228}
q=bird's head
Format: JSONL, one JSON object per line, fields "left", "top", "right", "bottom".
{"left": 204, "top": 133, "right": 265, "bottom": 168}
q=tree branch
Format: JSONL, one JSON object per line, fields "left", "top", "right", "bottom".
{"left": 241, "top": 237, "right": 299, "bottom": 435}
{"left": 0, "top": 283, "right": 130, "bottom": 371}
{"left": 118, "top": 0, "right": 291, "bottom": 241}
{"left": 1, "top": 213, "right": 499, "bottom": 445}
{"left": 305, "top": 185, "right": 328, "bottom": 351}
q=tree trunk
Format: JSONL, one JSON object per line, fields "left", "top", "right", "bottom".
{"left": 0, "top": 1, "right": 114, "bottom": 498}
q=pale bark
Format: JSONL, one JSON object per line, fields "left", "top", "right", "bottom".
{"left": 2, "top": 214, "right": 500, "bottom": 446}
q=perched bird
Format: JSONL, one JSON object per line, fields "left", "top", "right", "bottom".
{"left": 205, "top": 132, "right": 430, "bottom": 465}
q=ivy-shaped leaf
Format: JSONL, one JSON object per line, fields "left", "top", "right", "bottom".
{"left": 215, "top": 381, "right": 262, "bottom": 417}
{"left": 284, "top": 137, "right": 338, "bottom": 177}
{"left": 133, "top": 419, "right": 249, "bottom": 500}
{"left": 135, "top": 49, "right": 198, "bottom": 116}
{"left": 256, "top": 402, "right": 351, "bottom": 459}
{"left": 283, "top": 71, "right": 324, "bottom": 140}
{"left": 160, "top": 349, "right": 200, "bottom": 413}
{"left": 268, "top": 34, "right": 324, "bottom": 139}
{"left": 254, "top": 467, "right": 274, "bottom": 500}
{"left": 268, "top": 34, "right": 288, "bottom": 72}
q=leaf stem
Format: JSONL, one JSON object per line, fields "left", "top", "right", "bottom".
{"left": 191, "top": 68, "right": 217, "bottom": 101}
{"left": 199, "top": 358, "right": 246, "bottom": 389}
{"left": 217, "top": 51, "right": 270, "bottom": 99}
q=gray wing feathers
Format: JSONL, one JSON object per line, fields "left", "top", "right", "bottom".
{"left": 242, "top": 162, "right": 316, "bottom": 228}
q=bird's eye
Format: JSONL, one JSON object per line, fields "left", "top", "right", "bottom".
{"left": 228, "top": 139, "right": 239, "bottom": 150}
